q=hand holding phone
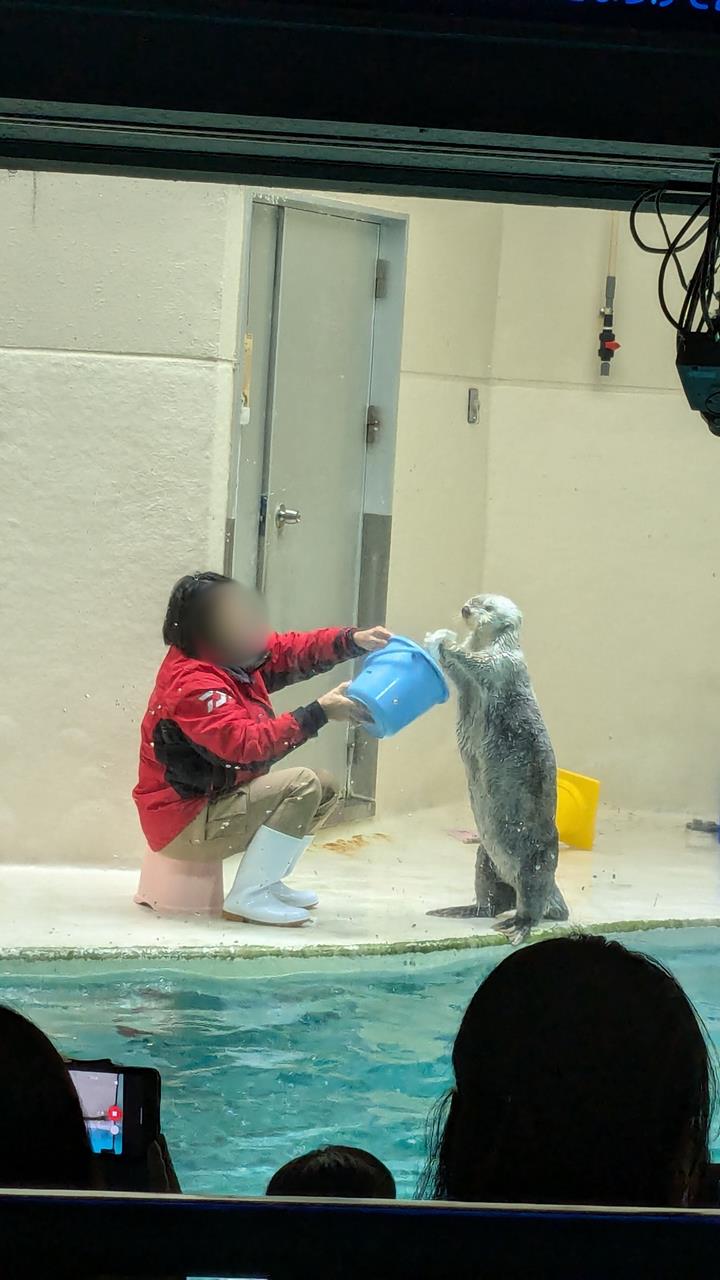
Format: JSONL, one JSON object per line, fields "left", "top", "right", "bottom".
{"left": 68, "top": 1059, "right": 180, "bottom": 1194}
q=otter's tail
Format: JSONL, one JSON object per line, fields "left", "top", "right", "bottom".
{"left": 426, "top": 904, "right": 480, "bottom": 919}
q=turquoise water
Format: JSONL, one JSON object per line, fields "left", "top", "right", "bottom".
{"left": 0, "top": 927, "right": 718, "bottom": 1198}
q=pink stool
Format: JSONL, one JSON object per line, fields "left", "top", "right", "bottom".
{"left": 134, "top": 849, "right": 224, "bottom": 917}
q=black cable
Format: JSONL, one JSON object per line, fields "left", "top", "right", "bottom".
{"left": 629, "top": 190, "right": 708, "bottom": 257}
{"left": 630, "top": 170, "right": 719, "bottom": 341}
{"left": 656, "top": 203, "right": 708, "bottom": 331}
{"left": 654, "top": 190, "right": 690, "bottom": 292}
{"left": 700, "top": 163, "right": 720, "bottom": 337}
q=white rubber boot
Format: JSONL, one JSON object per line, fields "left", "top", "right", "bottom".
{"left": 270, "top": 835, "right": 318, "bottom": 909}
{"left": 223, "top": 827, "right": 312, "bottom": 926}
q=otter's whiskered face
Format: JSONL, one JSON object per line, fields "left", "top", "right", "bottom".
{"left": 461, "top": 594, "right": 522, "bottom": 647}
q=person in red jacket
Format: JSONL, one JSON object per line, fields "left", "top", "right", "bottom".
{"left": 133, "top": 572, "right": 390, "bottom": 926}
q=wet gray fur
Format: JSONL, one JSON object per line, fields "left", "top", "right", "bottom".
{"left": 425, "top": 594, "right": 568, "bottom": 945}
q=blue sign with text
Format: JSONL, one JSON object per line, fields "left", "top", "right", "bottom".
{"left": 568, "top": 0, "right": 719, "bottom": 8}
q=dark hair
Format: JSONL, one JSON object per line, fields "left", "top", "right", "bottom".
{"left": 162, "top": 572, "right": 234, "bottom": 656}
{"left": 0, "top": 1005, "right": 94, "bottom": 1190}
{"left": 267, "top": 1146, "right": 396, "bottom": 1199}
{"left": 418, "top": 934, "right": 714, "bottom": 1208}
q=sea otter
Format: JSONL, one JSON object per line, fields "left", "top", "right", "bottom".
{"left": 425, "top": 594, "right": 568, "bottom": 945}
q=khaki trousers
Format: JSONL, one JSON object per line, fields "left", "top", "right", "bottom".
{"left": 160, "top": 767, "right": 339, "bottom": 863}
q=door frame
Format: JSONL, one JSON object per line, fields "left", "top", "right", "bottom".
{"left": 225, "top": 190, "right": 408, "bottom": 816}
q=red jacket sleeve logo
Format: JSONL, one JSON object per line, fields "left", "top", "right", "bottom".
{"left": 197, "top": 690, "right": 230, "bottom": 713}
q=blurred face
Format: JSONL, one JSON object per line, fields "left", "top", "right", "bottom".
{"left": 207, "top": 585, "right": 270, "bottom": 665}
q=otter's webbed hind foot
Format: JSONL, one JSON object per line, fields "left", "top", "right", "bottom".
{"left": 427, "top": 888, "right": 516, "bottom": 922}
{"left": 491, "top": 910, "right": 534, "bottom": 946}
{"left": 427, "top": 904, "right": 485, "bottom": 919}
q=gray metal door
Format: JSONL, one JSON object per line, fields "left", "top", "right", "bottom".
{"left": 246, "top": 203, "right": 380, "bottom": 790}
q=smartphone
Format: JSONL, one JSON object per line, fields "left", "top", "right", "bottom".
{"left": 67, "top": 1059, "right": 161, "bottom": 1160}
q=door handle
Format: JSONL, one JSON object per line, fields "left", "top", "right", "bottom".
{"left": 275, "top": 503, "right": 302, "bottom": 530}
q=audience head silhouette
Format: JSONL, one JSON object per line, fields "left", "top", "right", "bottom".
{"left": 0, "top": 1005, "right": 94, "bottom": 1190}
{"left": 267, "top": 1145, "right": 396, "bottom": 1199}
{"left": 420, "top": 934, "right": 713, "bottom": 1208}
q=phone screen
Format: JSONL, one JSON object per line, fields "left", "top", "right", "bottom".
{"left": 69, "top": 1068, "right": 125, "bottom": 1156}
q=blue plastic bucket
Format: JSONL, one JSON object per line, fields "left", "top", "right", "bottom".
{"left": 347, "top": 635, "right": 450, "bottom": 739}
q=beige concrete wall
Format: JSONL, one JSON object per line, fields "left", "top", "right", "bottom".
{"left": 2, "top": 173, "right": 496, "bottom": 863}
{"left": 3, "top": 172, "right": 705, "bottom": 868}
{"left": 372, "top": 199, "right": 501, "bottom": 813}
{"left": 0, "top": 171, "right": 244, "bottom": 865}
{"left": 484, "top": 205, "right": 715, "bottom": 814}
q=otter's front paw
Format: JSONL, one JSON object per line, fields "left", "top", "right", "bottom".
{"left": 424, "top": 629, "right": 457, "bottom": 662}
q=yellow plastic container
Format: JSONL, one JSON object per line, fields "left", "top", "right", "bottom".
{"left": 556, "top": 768, "right": 601, "bottom": 851}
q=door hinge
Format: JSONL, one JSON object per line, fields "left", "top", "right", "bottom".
{"left": 366, "top": 405, "right": 381, "bottom": 445}
{"left": 374, "top": 258, "right": 388, "bottom": 299}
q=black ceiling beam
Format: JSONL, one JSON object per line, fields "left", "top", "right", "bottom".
{"left": 0, "top": 2, "right": 718, "bottom": 205}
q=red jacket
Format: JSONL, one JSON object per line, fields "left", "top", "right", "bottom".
{"left": 133, "top": 627, "right": 361, "bottom": 851}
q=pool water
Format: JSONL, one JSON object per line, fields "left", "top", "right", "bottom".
{"left": 1, "top": 927, "right": 718, "bottom": 1199}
